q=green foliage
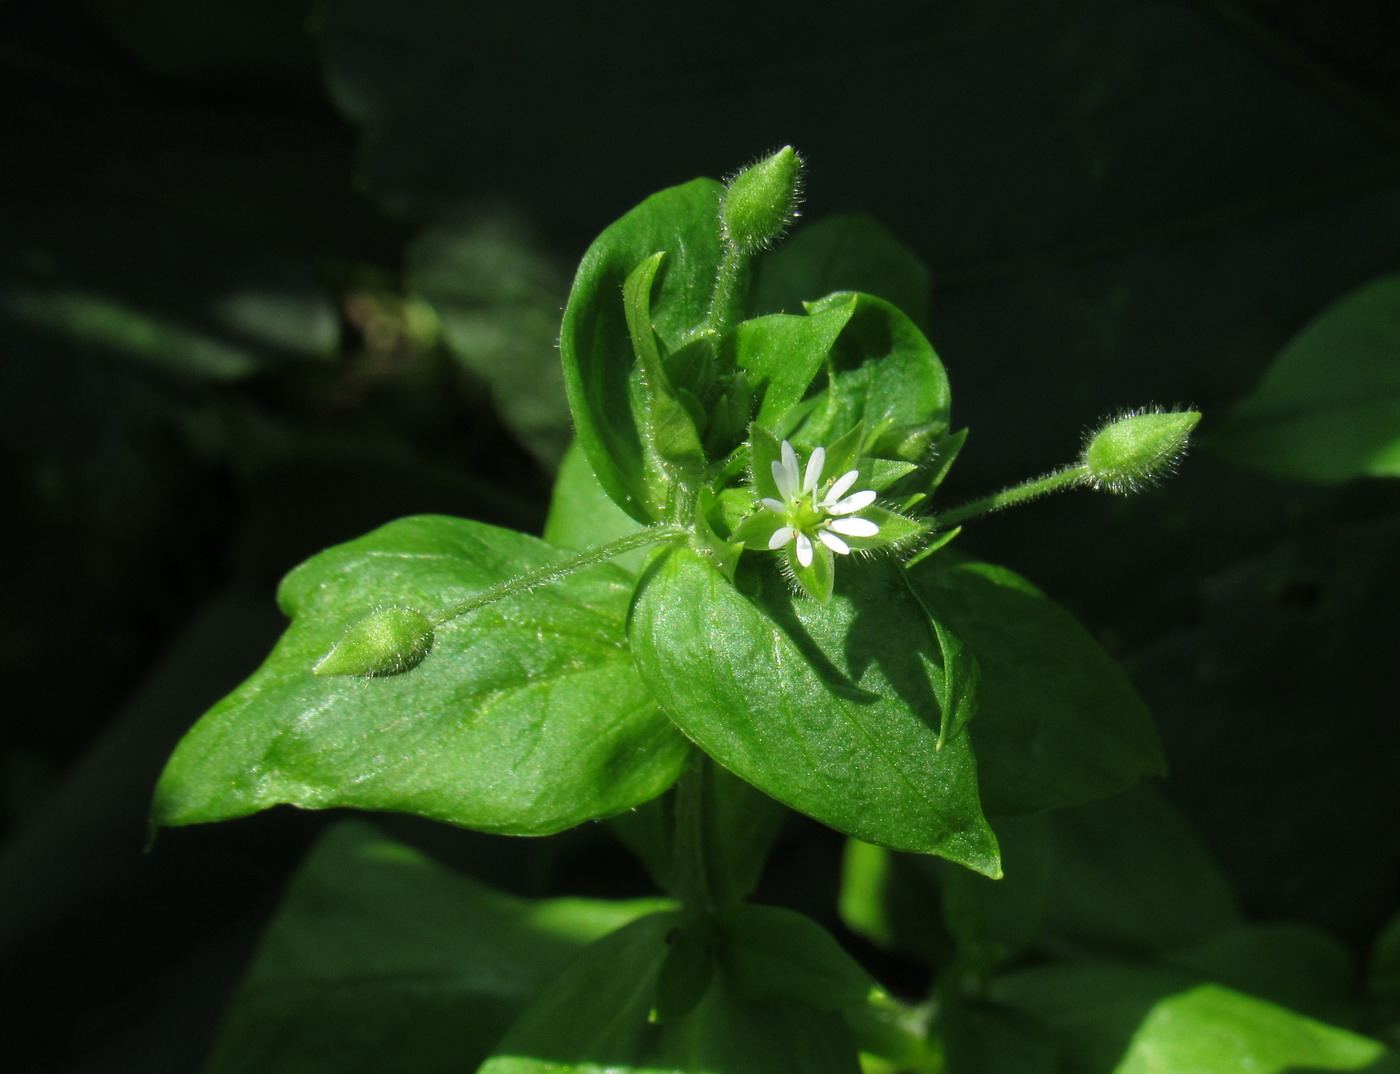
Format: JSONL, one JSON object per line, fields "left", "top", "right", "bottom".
{"left": 153, "top": 516, "right": 689, "bottom": 834}
{"left": 132, "top": 144, "right": 1400, "bottom": 1074}
{"left": 202, "top": 821, "right": 669, "bottom": 1074}
{"left": 1214, "top": 277, "right": 1400, "bottom": 482}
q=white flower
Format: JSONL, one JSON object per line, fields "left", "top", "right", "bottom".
{"left": 761, "top": 440, "right": 880, "bottom": 567}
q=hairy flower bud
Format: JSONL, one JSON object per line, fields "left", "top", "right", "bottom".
{"left": 314, "top": 606, "right": 435, "bottom": 677}
{"left": 1082, "top": 408, "right": 1200, "bottom": 493}
{"left": 720, "top": 146, "right": 804, "bottom": 253}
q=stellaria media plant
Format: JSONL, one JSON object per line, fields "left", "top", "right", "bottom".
{"left": 154, "top": 149, "right": 1207, "bottom": 1072}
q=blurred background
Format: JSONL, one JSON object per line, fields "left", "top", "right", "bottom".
{"left": 3, "top": 1, "right": 1399, "bottom": 1069}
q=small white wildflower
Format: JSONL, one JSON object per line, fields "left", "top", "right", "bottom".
{"left": 760, "top": 440, "right": 880, "bottom": 568}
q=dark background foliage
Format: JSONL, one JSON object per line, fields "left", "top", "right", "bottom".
{"left": 4, "top": 1, "right": 1399, "bottom": 1070}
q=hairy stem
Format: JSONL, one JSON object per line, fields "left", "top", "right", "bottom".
{"left": 430, "top": 524, "right": 687, "bottom": 626}
{"left": 928, "top": 464, "right": 1089, "bottom": 530}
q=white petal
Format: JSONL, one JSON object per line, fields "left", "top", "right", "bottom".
{"left": 768, "top": 526, "right": 795, "bottom": 550}
{"left": 827, "top": 489, "right": 877, "bottom": 515}
{"left": 759, "top": 497, "right": 787, "bottom": 514}
{"left": 794, "top": 532, "right": 814, "bottom": 567}
{"left": 824, "top": 469, "right": 858, "bottom": 503}
{"left": 818, "top": 531, "right": 851, "bottom": 555}
{"left": 774, "top": 441, "right": 799, "bottom": 499}
{"left": 803, "top": 445, "right": 826, "bottom": 493}
{"left": 828, "top": 516, "right": 880, "bottom": 537}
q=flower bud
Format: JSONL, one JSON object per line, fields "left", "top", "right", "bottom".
{"left": 1081, "top": 408, "right": 1200, "bottom": 493}
{"left": 720, "top": 146, "right": 804, "bottom": 253}
{"left": 313, "top": 606, "right": 435, "bottom": 677}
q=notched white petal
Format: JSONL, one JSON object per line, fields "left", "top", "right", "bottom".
{"left": 803, "top": 446, "right": 826, "bottom": 493}
{"left": 818, "top": 531, "right": 851, "bottom": 555}
{"left": 794, "top": 532, "right": 814, "bottom": 567}
{"left": 760, "top": 497, "right": 787, "bottom": 514}
{"left": 828, "top": 516, "right": 880, "bottom": 537}
{"left": 828, "top": 489, "right": 877, "bottom": 515}
{"left": 768, "top": 526, "right": 795, "bottom": 550}
{"left": 824, "top": 470, "right": 859, "bottom": 503}
{"left": 771, "top": 458, "right": 794, "bottom": 500}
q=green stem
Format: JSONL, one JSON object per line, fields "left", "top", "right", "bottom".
{"left": 429, "top": 524, "right": 687, "bottom": 626}
{"left": 703, "top": 241, "right": 748, "bottom": 336}
{"left": 672, "top": 752, "right": 715, "bottom": 915}
{"left": 928, "top": 464, "right": 1089, "bottom": 530}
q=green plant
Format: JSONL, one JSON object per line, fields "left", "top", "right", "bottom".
{"left": 151, "top": 151, "right": 1394, "bottom": 1074}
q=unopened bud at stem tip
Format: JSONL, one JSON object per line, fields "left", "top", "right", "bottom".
{"left": 720, "top": 146, "right": 805, "bottom": 254}
{"left": 1081, "top": 408, "right": 1200, "bottom": 494}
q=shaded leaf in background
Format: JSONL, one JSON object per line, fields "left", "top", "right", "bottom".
{"left": 154, "top": 516, "right": 689, "bottom": 833}
{"left": 204, "top": 820, "right": 668, "bottom": 1074}
{"left": 405, "top": 211, "right": 573, "bottom": 467}
{"left": 990, "top": 960, "right": 1394, "bottom": 1074}
{"left": 908, "top": 556, "right": 1164, "bottom": 816}
{"left": 1212, "top": 276, "right": 1400, "bottom": 483}
{"left": 477, "top": 912, "right": 861, "bottom": 1074}
{"left": 753, "top": 214, "right": 932, "bottom": 328}
{"left": 846, "top": 784, "right": 1239, "bottom": 975}
{"left": 1160, "top": 922, "right": 1358, "bottom": 1029}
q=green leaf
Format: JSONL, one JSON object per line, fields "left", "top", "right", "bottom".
{"left": 543, "top": 439, "right": 648, "bottom": 570}
{"left": 991, "top": 961, "right": 1392, "bottom": 1074}
{"left": 718, "top": 903, "right": 874, "bottom": 1011}
{"left": 1213, "top": 276, "right": 1400, "bottom": 483}
{"left": 202, "top": 820, "right": 668, "bottom": 1074}
{"left": 1372, "top": 908, "right": 1400, "bottom": 1030}
{"left": 629, "top": 546, "right": 999, "bottom": 875}
{"left": 908, "top": 555, "right": 1164, "bottom": 816}
{"left": 559, "top": 178, "right": 725, "bottom": 522}
{"left": 944, "top": 785, "right": 1241, "bottom": 969}
{"left": 622, "top": 251, "right": 708, "bottom": 499}
{"left": 753, "top": 214, "right": 932, "bottom": 327}
{"left": 478, "top": 913, "right": 861, "bottom": 1073}
{"left": 1161, "top": 923, "right": 1358, "bottom": 1028}
{"left": 153, "top": 515, "right": 689, "bottom": 834}
{"left": 794, "top": 291, "right": 952, "bottom": 465}
{"left": 731, "top": 301, "right": 857, "bottom": 432}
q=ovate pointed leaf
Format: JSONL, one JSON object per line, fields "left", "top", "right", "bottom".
{"left": 154, "top": 516, "right": 689, "bottom": 834}
{"left": 629, "top": 546, "right": 999, "bottom": 875}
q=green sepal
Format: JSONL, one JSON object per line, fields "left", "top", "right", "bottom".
{"left": 788, "top": 539, "right": 836, "bottom": 603}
